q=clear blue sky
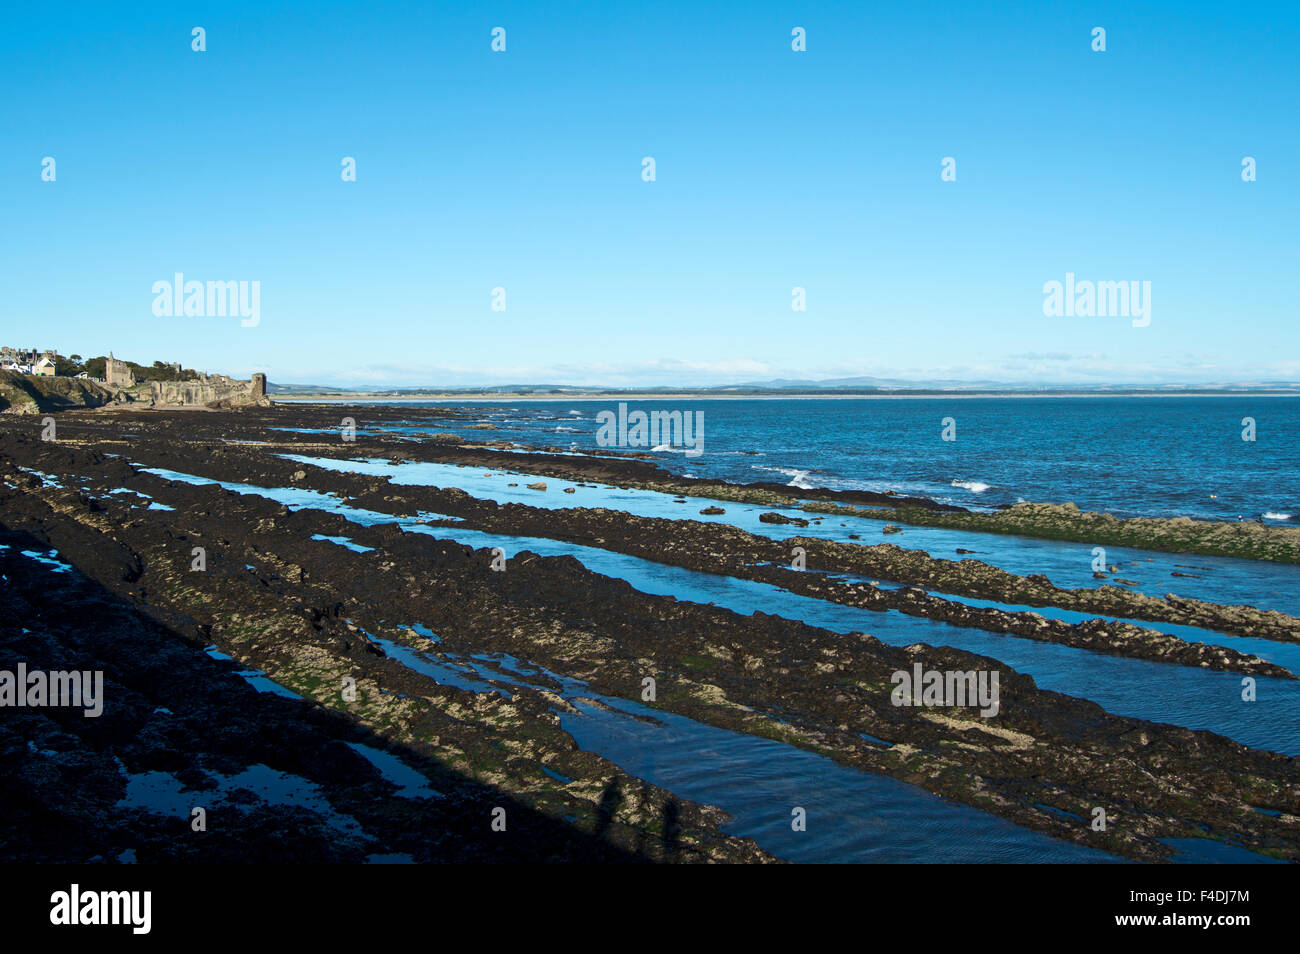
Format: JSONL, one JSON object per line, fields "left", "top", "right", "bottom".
{"left": 1, "top": 1, "right": 1296, "bottom": 387}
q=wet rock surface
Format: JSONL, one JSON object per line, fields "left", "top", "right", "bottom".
{"left": 2, "top": 405, "right": 1299, "bottom": 863}
{"left": 805, "top": 499, "right": 1300, "bottom": 564}
{"left": 2, "top": 533, "right": 744, "bottom": 862}
{"left": 0, "top": 539, "right": 768, "bottom": 861}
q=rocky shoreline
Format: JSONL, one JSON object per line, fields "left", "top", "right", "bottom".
{"left": 3, "top": 405, "right": 1299, "bottom": 863}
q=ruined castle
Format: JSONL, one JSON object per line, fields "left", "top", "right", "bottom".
{"left": 105, "top": 353, "right": 268, "bottom": 408}
{"left": 149, "top": 371, "right": 268, "bottom": 408}
{"left": 105, "top": 353, "right": 136, "bottom": 388}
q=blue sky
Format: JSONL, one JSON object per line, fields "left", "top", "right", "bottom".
{"left": 1, "top": 1, "right": 1296, "bottom": 387}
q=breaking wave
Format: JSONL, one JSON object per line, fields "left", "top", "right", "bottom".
{"left": 753, "top": 465, "right": 817, "bottom": 489}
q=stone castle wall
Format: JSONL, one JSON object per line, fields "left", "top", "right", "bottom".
{"left": 105, "top": 354, "right": 136, "bottom": 388}
{"left": 150, "top": 372, "right": 267, "bottom": 407}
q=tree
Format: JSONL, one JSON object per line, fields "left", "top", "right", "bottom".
{"left": 54, "top": 355, "right": 83, "bottom": 377}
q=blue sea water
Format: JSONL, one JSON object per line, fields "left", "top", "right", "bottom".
{"left": 118, "top": 396, "right": 1300, "bottom": 862}
{"left": 139, "top": 463, "right": 1300, "bottom": 757}
{"left": 284, "top": 454, "right": 1300, "bottom": 616}
{"left": 341, "top": 395, "right": 1300, "bottom": 523}
{"left": 121, "top": 446, "right": 1297, "bottom": 863}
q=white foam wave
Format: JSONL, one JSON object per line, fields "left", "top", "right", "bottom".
{"left": 753, "top": 465, "right": 816, "bottom": 489}
{"left": 951, "top": 479, "right": 991, "bottom": 494}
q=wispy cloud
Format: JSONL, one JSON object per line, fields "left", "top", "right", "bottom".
{"left": 247, "top": 354, "right": 1300, "bottom": 389}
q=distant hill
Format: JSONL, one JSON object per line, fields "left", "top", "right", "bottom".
{"left": 267, "top": 379, "right": 1300, "bottom": 397}
{"left": 266, "top": 382, "right": 353, "bottom": 395}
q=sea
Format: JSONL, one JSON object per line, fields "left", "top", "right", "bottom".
{"left": 251, "top": 394, "right": 1300, "bottom": 861}
{"left": 326, "top": 395, "right": 1300, "bottom": 523}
